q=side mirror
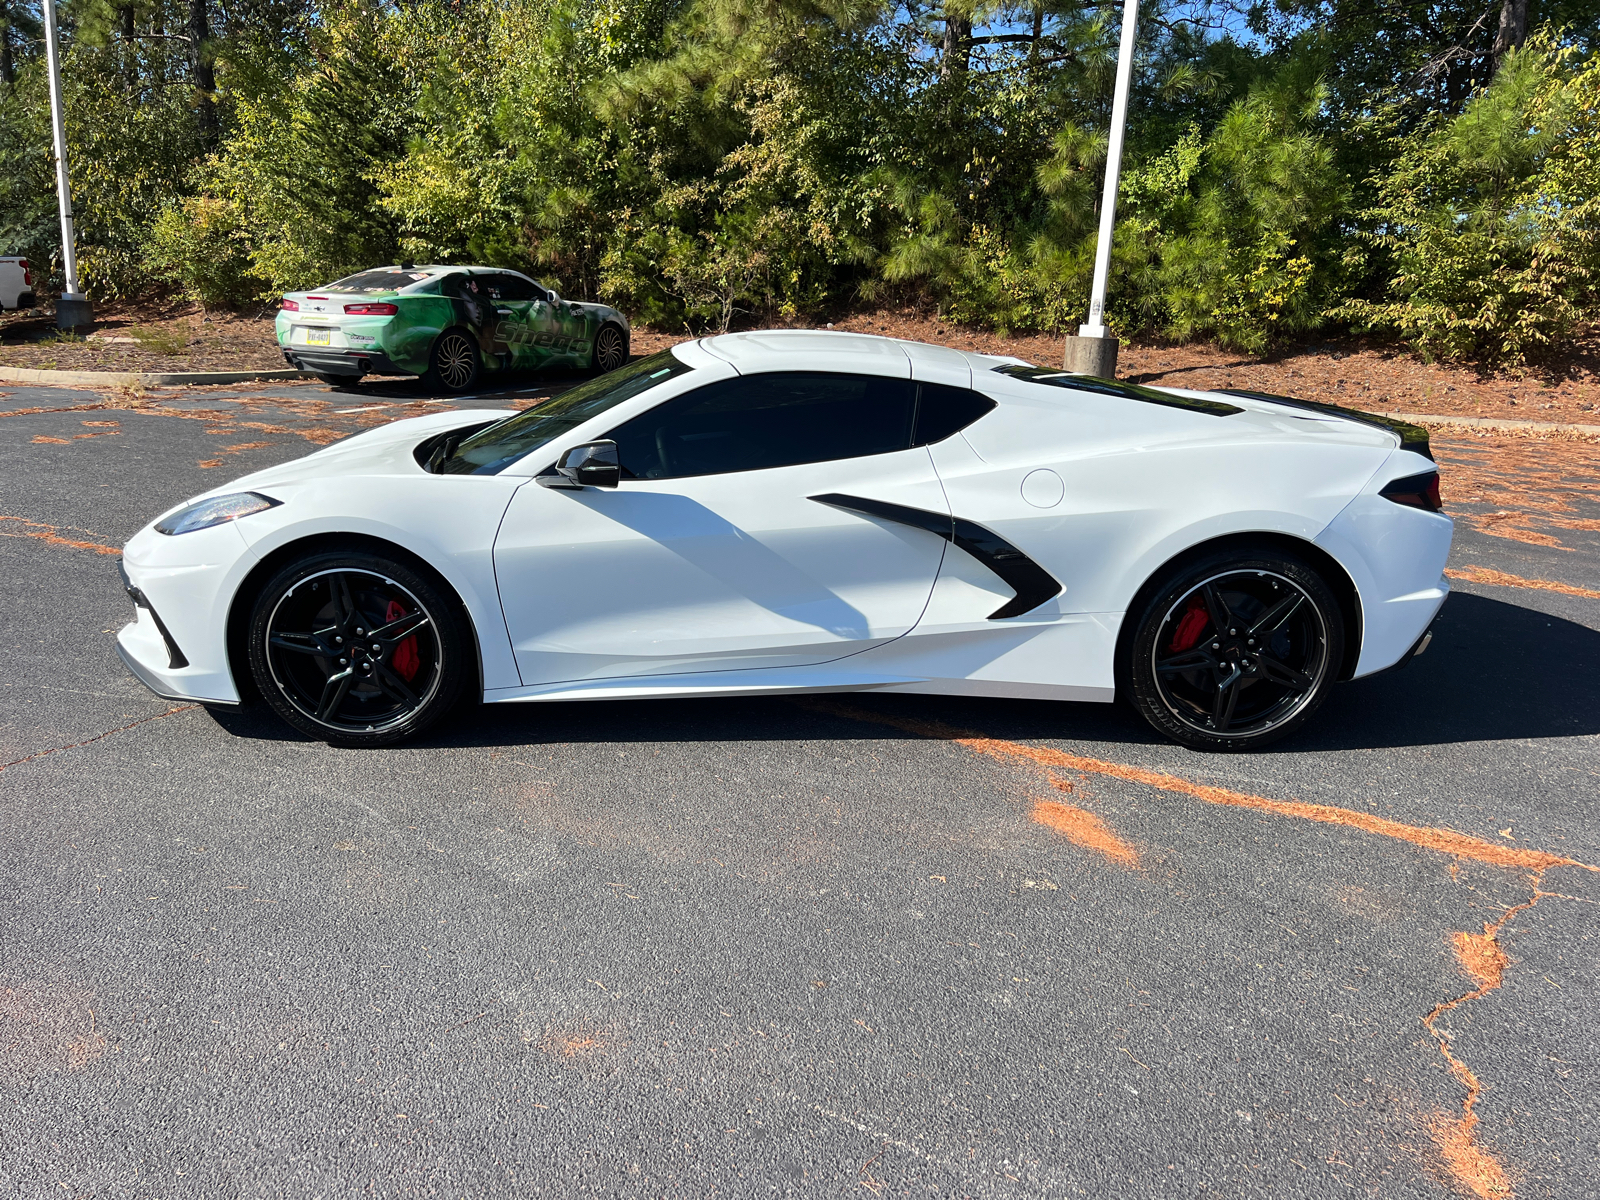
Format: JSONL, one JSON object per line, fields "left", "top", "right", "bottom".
{"left": 549, "top": 440, "right": 619, "bottom": 489}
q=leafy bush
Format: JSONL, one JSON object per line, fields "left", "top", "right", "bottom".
{"left": 145, "top": 198, "right": 261, "bottom": 309}
{"left": 1338, "top": 36, "right": 1600, "bottom": 364}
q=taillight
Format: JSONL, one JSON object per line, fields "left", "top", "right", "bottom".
{"left": 280, "top": 298, "right": 299, "bottom": 312}
{"left": 20, "top": 259, "right": 30, "bottom": 285}
{"left": 344, "top": 302, "right": 398, "bottom": 315}
{"left": 1380, "top": 470, "right": 1443, "bottom": 512}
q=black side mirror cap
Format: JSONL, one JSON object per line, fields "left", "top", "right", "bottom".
{"left": 541, "top": 439, "right": 620, "bottom": 489}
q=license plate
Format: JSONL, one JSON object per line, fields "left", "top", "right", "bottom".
{"left": 306, "top": 327, "right": 331, "bottom": 346}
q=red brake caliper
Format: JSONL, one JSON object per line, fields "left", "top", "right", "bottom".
{"left": 385, "top": 599, "right": 421, "bottom": 682}
{"left": 1168, "top": 596, "right": 1210, "bottom": 653}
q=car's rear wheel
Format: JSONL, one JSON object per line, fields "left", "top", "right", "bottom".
{"left": 591, "top": 323, "right": 628, "bottom": 374}
{"left": 1127, "top": 549, "right": 1344, "bottom": 752}
{"left": 247, "top": 549, "right": 471, "bottom": 747}
{"left": 426, "top": 330, "right": 480, "bottom": 394}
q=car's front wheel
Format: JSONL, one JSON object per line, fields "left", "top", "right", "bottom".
{"left": 246, "top": 549, "right": 471, "bottom": 746}
{"left": 426, "top": 330, "right": 480, "bottom": 394}
{"left": 1127, "top": 548, "right": 1344, "bottom": 752}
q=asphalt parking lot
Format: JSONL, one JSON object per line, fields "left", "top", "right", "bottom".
{"left": 2, "top": 374, "right": 1596, "bottom": 1198}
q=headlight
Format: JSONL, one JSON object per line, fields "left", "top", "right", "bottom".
{"left": 155, "top": 492, "right": 281, "bottom": 536}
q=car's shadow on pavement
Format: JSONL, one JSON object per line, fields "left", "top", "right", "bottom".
{"left": 206, "top": 592, "right": 1600, "bottom": 754}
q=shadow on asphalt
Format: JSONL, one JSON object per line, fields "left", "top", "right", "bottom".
{"left": 205, "top": 591, "right": 1600, "bottom": 753}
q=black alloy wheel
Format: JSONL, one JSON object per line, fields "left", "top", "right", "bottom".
{"left": 427, "top": 330, "right": 480, "bottom": 394}
{"left": 247, "top": 551, "right": 470, "bottom": 746}
{"left": 592, "top": 323, "right": 628, "bottom": 374}
{"left": 1127, "top": 550, "right": 1344, "bottom": 752}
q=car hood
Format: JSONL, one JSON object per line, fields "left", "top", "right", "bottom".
{"left": 568, "top": 300, "right": 628, "bottom": 329}
{"left": 190, "top": 409, "right": 513, "bottom": 498}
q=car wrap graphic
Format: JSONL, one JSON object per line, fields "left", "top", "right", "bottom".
{"left": 275, "top": 266, "right": 626, "bottom": 381}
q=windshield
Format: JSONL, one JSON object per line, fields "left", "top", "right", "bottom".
{"left": 434, "top": 349, "right": 694, "bottom": 475}
{"left": 318, "top": 268, "right": 438, "bottom": 294}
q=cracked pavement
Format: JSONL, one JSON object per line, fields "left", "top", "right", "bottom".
{"left": 1, "top": 377, "right": 1596, "bottom": 1198}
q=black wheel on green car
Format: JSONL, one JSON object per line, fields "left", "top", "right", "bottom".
{"left": 426, "top": 329, "right": 480, "bottom": 394}
{"left": 1126, "top": 546, "right": 1344, "bottom": 753}
{"left": 246, "top": 547, "right": 472, "bottom": 747}
{"left": 591, "top": 323, "right": 629, "bottom": 374}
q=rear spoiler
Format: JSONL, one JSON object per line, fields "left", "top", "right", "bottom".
{"left": 1215, "top": 389, "right": 1433, "bottom": 461}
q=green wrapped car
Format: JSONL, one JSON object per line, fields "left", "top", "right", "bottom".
{"left": 276, "top": 265, "right": 631, "bottom": 392}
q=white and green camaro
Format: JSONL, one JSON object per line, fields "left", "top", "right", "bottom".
{"left": 276, "top": 265, "right": 631, "bottom": 391}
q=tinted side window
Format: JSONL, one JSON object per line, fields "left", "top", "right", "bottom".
{"left": 498, "top": 274, "right": 543, "bottom": 302}
{"left": 913, "top": 382, "right": 996, "bottom": 445}
{"left": 608, "top": 372, "right": 917, "bottom": 480}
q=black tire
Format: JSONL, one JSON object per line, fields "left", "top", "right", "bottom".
{"left": 590, "top": 322, "right": 629, "bottom": 374}
{"left": 1126, "top": 548, "right": 1344, "bottom": 752}
{"left": 246, "top": 549, "right": 471, "bottom": 747}
{"left": 426, "top": 329, "right": 481, "bottom": 394}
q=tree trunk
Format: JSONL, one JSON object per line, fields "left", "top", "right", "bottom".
{"left": 940, "top": 9, "right": 972, "bottom": 80}
{"left": 1493, "top": 0, "right": 1528, "bottom": 64}
{"left": 1, "top": 1, "right": 13, "bottom": 89}
{"left": 119, "top": 6, "right": 135, "bottom": 87}
{"left": 188, "top": 0, "right": 217, "bottom": 141}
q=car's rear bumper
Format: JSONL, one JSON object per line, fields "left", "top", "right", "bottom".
{"left": 282, "top": 347, "right": 409, "bottom": 377}
{"left": 1315, "top": 489, "right": 1453, "bottom": 678}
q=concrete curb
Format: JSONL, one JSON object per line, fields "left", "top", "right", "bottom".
{"left": 1385, "top": 410, "right": 1600, "bottom": 436}
{"left": 0, "top": 366, "right": 312, "bottom": 387}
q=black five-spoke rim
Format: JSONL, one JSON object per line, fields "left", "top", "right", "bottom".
{"left": 265, "top": 569, "right": 441, "bottom": 733}
{"left": 596, "top": 326, "right": 626, "bottom": 373}
{"left": 1151, "top": 570, "right": 1329, "bottom": 738}
{"left": 436, "top": 333, "right": 476, "bottom": 391}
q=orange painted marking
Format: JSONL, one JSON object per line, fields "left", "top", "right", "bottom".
{"left": 1446, "top": 565, "right": 1600, "bottom": 601}
{"left": 811, "top": 702, "right": 1593, "bottom": 873}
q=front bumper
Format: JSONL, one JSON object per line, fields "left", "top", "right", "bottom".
{"left": 282, "top": 347, "right": 408, "bottom": 377}
{"left": 116, "top": 522, "right": 255, "bottom": 706}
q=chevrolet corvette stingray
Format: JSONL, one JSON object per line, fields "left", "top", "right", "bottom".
{"left": 118, "top": 331, "right": 1449, "bottom": 751}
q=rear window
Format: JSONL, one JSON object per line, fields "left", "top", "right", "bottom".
{"left": 320, "top": 268, "right": 437, "bottom": 294}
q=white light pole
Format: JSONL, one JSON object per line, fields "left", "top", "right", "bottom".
{"left": 1064, "top": 0, "right": 1138, "bottom": 376}
{"left": 41, "top": 0, "right": 93, "bottom": 330}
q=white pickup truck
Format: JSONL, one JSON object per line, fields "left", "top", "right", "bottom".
{"left": 1, "top": 257, "right": 37, "bottom": 310}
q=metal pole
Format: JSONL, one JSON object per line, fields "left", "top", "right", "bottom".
{"left": 1078, "top": 0, "right": 1138, "bottom": 339}
{"left": 41, "top": 0, "right": 92, "bottom": 329}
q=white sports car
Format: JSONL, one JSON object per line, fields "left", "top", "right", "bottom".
{"left": 117, "top": 331, "right": 1450, "bottom": 751}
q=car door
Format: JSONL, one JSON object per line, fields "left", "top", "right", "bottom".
{"left": 492, "top": 370, "right": 951, "bottom": 686}
{"left": 491, "top": 273, "right": 544, "bottom": 369}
